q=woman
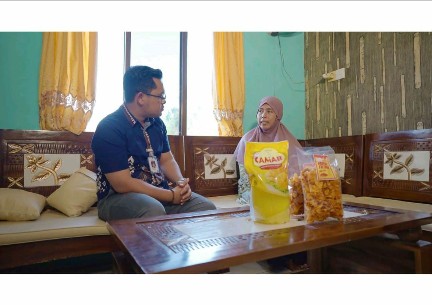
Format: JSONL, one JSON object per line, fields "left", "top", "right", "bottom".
{"left": 233, "top": 95, "right": 303, "bottom": 205}
{"left": 233, "top": 96, "right": 307, "bottom": 273}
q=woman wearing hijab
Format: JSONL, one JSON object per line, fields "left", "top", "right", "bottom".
{"left": 233, "top": 96, "right": 307, "bottom": 273}
{"left": 233, "top": 95, "right": 303, "bottom": 205}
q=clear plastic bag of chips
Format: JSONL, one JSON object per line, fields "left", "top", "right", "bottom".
{"left": 297, "top": 146, "right": 343, "bottom": 223}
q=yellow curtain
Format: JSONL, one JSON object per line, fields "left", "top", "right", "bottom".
{"left": 39, "top": 32, "right": 97, "bottom": 135}
{"left": 213, "top": 32, "right": 245, "bottom": 137}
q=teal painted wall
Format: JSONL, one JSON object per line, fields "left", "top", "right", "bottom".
{"left": 243, "top": 32, "right": 305, "bottom": 139}
{"left": 0, "top": 32, "right": 42, "bottom": 129}
{"left": 0, "top": 32, "right": 305, "bottom": 137}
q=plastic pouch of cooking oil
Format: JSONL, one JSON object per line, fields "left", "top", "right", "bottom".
{"left": 244, "top": 141, "right": 290, "bottom": 224}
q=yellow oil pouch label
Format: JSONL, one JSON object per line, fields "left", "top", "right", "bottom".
{"left": 245, "top": 141, "right": 290, "bottom": 224}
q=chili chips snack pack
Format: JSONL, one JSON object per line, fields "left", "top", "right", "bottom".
{"left": 297, "top": 146, "right": 343, "bottom": 223}
{"left": 244, "top": 141, "right": 291, "bottom": 224}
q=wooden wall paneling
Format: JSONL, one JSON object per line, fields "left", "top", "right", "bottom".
{"left": 304, "top": 32, "right": 432, "bottom": 139}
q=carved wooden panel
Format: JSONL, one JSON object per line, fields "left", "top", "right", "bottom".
{"left": 184, "top": 136, "right": 241, "bottom": 197}
{"left": 363, "top": 129, "right": 432, "bottom": 203}
{"left": 0, "top": 130, "right": 186, "bottom": 197}
{"left": 304, "top": 135, "right": 364, "bottom": 196}
{"left": 0, "top": 129, "right": 95, "bottom": 197}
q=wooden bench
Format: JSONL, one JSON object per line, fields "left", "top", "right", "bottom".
{"left": 305, "top": 129, "right": 432, "bottom": 273}
{"left": 2, "top": 128, "right": 431, "bottom": 273}
{"left": 0, "top": 130, "right": 189, "bottom": 271}
{"left": 0, "top": 130, "right": 118, "bottom": 271}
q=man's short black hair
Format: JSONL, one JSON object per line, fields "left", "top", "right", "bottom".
{"left": 123, "top": 66, "right": 163, "bottom": 103}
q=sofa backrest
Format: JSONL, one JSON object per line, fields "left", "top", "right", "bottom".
{"left": 363, "top": 129, "right": 432, "bottom": 203}
{"left": 0, "top": 129, "right": 184, "bottom": 198}
{"left": 184, "top": 136, "right": 241, "bottom": 197}
{"left": 303, "top": 135, "right": 364, "bottom": 196}
{"left": 0, "top": 129, "right": 96, "bottom": 197}
{"left": 2, "top": 128, "right": 430, "bottom": 204}
{"left": 167, "top": 135, "right": 184, "bottom": 174}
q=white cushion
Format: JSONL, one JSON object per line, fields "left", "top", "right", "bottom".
{"left": 47, "top": 167, "right": 97, "bottom": 217}
{"left": 0, "top": 207, "right": 109, "bottom": 246}
{"left": 0, "top": 188, "right": 46, "bottom": 221}
{"left": 343, "top": 196, "right": 432, "bottom": 213}
{"left": 343, "top": 196, "right": 432, "bottom": 233}
{"left": 210, "top": 195, "right": 242, "bottom": 209}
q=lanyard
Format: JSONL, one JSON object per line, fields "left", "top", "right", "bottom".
{"left": 122, "top": 104, "right": 154, "bottom": 155}
{"left": 122, "top": 104, "right": 161, "bottom": 176}
{"left": 142, "top": 127, "right": 161, "bottom": 175}
{"left": 142, "top": 129, "right": 154, "bottom": 157}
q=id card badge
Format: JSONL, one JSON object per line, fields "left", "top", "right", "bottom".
{"left": 148, "top": 156, "right": 161, "bottom": 174}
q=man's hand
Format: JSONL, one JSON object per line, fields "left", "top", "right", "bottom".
{"left": 175, "top": 177, "right": 191, "bottom": 204}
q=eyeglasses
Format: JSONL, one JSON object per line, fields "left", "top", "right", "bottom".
{"left": 257, "top": 108, "right": 275, "bottom": 116}
{"left": 142, "top": 92, "right": 167, "bottom": 102}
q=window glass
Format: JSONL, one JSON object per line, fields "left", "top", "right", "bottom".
{"left": 186, "top": 32, "right": 218, "bottom": 136}
{"left": 87, "top": 32, "right": 218, "bottom": 136}
{"left": 130, "top": 32, "right": 180, "bottom": 135}
{"left": 86, "top": 32, "right": 124, "bottom": 132}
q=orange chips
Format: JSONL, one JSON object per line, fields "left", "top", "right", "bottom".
{"left": 300, "top": 167, "right": 343, "bottom": 223}
{"left": 288, "top": 173, "right": 304, "bottom": 215}
{"left": 297, "top": 146, "right": 344, "bottom": 223}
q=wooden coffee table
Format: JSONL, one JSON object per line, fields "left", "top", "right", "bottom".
{"left": 107, "top": 201, "right": 432, "bottom": 274}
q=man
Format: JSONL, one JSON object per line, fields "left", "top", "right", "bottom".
{"left": 92, "top": 65, "right": 216, "bottom": 221}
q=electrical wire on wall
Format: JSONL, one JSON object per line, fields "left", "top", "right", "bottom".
{"left": 276, "top": 34, "right": 304, "bottom": 92}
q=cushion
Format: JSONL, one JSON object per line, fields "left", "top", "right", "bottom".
{"left": 0, "top": 189, "right": 46, "bottom": 221}
{"left": 47, "top": 167, "right": 97, "bottom": 217}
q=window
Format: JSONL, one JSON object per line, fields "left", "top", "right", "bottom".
{"left": 87, "top": 32, "right": 218, "bottom": 136}
{"left": 129, "top": 32, "right": 181, "bottom": 135}
{"left": 186, "top": 32, "right": 218, "bottom": 136}
{"left": 86, "top": 32, "right": 124, "bottom": 132}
